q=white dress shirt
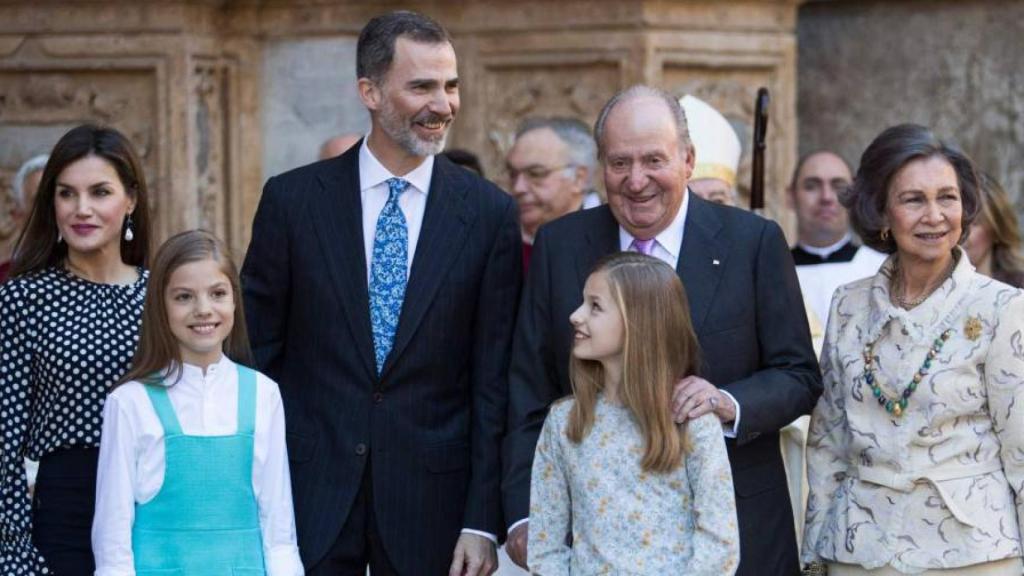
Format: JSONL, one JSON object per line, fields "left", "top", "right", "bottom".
{"left": 357, "top": 138, "right": 496, "bottom": 545}
{"left": 92, "top": 355, "right": 304, "bottom": 576}
{"left": 359, "top": 137, "right": 432, "bottom": 283}
{"left": 617, "top": 190, "right": 741, "bottom": 438}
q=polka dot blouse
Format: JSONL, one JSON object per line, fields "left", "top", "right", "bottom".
{"left": 0, "top": 266, "right": 147, "bottom": 573}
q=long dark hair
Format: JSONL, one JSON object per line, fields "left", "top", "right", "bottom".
{"left": 10, "top": 124, "right": 152, "bottom": 277}
{"left": 118, "top": 230, "right": 253, "bottom": 387}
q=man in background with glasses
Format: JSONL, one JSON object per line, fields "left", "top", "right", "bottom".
{"left": 504, "top": 117, "right": 600, "bottom": 271}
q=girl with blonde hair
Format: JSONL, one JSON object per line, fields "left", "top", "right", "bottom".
{"left": 528, "top": 252, "right": 739, "bottom": 575}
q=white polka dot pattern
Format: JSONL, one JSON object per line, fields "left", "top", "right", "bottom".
{"left": 0, "top": 266, "right": 147, "bottom": 573}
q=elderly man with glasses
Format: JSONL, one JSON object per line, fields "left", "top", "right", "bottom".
{"left": 505, "top": 117, "right": 600, "bottom": 270}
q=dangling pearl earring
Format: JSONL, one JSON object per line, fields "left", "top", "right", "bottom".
{"left": 124, "top": 213, "right": 135, "bottom": 242}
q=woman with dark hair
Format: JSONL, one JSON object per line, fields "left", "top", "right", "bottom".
{"left": 802, "top": 124, "right": 1024, "bottom": 575}
{"left": 965, "top": 172, "right": 1024, "bottom": 288}
{"left": 0, "top": 124, "right": 152, "bottom": 575}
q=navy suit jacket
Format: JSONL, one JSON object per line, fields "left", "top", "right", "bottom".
{"left": 502, "top": 196, "right": 821, "bottom": 576}
{"left": 242, "top": 144, "right": 522, "bottom": 574}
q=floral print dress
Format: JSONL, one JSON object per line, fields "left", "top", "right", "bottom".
{"left": 528, "top": 395, "right": 739, "bottom": 575}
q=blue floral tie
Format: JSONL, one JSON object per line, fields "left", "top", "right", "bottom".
{"left": 369, "top": 177, "right": 410, "bottom": 375}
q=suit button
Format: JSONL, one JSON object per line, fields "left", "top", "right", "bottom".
{"left": 355, "top": 443, "right": 367, "bottom": 456}
{"left": 373, "top": 392, "right": 383, "bottom": 404}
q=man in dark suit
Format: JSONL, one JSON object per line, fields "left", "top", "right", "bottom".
{"left": 242, "top": 11, "right": 521, "bottom": 576}
{"left": 502, "top": 85, "right": 821, "bottom": 575}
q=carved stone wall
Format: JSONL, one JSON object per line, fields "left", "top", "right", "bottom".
{"left": 799, "top": 0, "right": 1024, "bottom": 211}
{"left": 0, "top": 2, "right": 261, "bottom": 257}
{"left": 0, "top": 0, "right": 802, "bottom": 256}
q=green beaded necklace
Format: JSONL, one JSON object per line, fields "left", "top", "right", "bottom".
{"left": 862, "top": 329, "right": 952, "bottom": 417}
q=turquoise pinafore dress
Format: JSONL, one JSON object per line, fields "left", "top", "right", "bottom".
{"left": 132, "top": 365, "right": 266, "bottom": 576}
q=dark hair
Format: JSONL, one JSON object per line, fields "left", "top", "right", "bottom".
{"left": 594, "top": 85, "right": 691, "bottom": 159}
{"left": 118, "top": 230, "right": 253, "bottom": 388}
{"left": 844, "top": 123, "right": 981, "bottom": 253}
{"left": 977, "top": 172, "right": 1024, "bottom": 287}
{"left": 442, "top": 149, "right": 484, "bottom": 177}
{"left": 10, "top": 124, "right": 152, "bottom": 277}
{"left": 356, "top": 11, "right": 451, "bottom": 84}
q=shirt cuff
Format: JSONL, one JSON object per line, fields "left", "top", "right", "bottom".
{"left": 507, "top": 517, "right": 529, "bottom": 535}
{"left": 265, "top": 545, "right": 305, "bottom": 576}
{"left": 461, "top": 528, "right": 497, "bottom": 545}
{"left": 719, "top": 389, "right": 740, "bottom": 438}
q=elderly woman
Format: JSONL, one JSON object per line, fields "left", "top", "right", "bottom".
{"left": 965, "top": 172, "right": 1024, "bottom": 288}
{"left": 802, "top": 124, "right": 1024, "bottom": 575}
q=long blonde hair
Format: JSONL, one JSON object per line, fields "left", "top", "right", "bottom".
{"left": 566, "top": 252, "right": 701, "bottom": 473}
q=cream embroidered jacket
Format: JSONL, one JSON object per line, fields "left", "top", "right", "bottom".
{"left": 803, "top": 249, "right": 1024, "bottom": 573}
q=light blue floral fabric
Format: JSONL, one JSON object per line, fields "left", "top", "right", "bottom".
{"left": 528, "top": 396, "right": 740, "bottom": 575}
{"left": 369, "top": 177, "right": 409, "bottom": 374}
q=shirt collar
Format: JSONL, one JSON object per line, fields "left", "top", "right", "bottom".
{"left": 174, "top": 354, "right": 234, "bottom": 384}
{"left": 358, "top": 134, "right": 434, "bottom": 196}
{"left": 798, "top": 233, "right": 852, "bottom": 259}
{"left": 618, "top": 188, "right": 690, "bottom": 257}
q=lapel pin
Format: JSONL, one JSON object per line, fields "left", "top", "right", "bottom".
{"left": 712, "top": 259, "right": 720, "bottom": 266}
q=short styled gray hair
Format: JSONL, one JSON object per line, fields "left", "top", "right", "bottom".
{"left": 516, "top": 117, "right": 597, "bottom": 188}
{"left": 13, "top": 154, "right": 49, "bottom": 210}
{"left": 593, "top": 85, "right": 691, "bottom": 159}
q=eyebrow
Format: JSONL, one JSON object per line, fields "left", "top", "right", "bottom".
{"left": 56, "top": 180, "right": 115, "bottom": 190}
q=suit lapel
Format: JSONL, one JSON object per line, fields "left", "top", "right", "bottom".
{"left": 677, "top": 194, "right": 728, "bottom": 335}
{"left": 381, "top": 158, "right": 474, "bottom": 378}
{"left": 309, "top": 148, "right": 378, "bottom": 381}
{"left": 576, "top": 206, "right": 620, "bottom": 287}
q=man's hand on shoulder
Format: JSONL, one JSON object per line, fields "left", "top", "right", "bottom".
{"left": 672, "top": 375, "right": 736, "bottom": 423}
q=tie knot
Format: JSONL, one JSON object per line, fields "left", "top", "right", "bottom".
{"left": 631, "top": 238, "right": 656, "bottom": 256}
{"left": 386, "top": 178, "right": 410, "bottom": 201}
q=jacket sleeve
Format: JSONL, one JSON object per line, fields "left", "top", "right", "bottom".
{"left": 463, "top": 196, "right": 523, "bottom": 538}
{"left": 526, "top": 408, "right": 571, "bottom": 576}
{"left": 983, "top": 290, "right": 1024, "bottom": 537}
{"left": 0, "top": 282, "right": 47, "bottom": 573}
{"left": 502, "top": 226, "right": 563, "bottom": 528}
{"left": 801, "top": 289, "right": 851, "bottom": 563}
{"left": 685, "top": 413, "right": 741, "bottom": 575}
{"left": 720, "top": 220, "right": 823, "bottom": 444}
{"left": 241, "top": 176, "right": 291, "bottom": 381}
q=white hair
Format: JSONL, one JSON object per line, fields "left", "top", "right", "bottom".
{"left": 13, "top": 154, "right": 49, "bottom": 210}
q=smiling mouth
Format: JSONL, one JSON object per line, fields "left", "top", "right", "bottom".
{"left": 189, "top": 323, "right": 220, "bottom": 335}
{"left": 574, "top": 330, "right": 589, "bottom": 340}
{"left": 915, "top": 231, "right": 948, "bottom": 241}
{"left": 628, "top": 194, "right": 657, "bottom": 205}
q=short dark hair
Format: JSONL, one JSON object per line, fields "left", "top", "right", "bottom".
{"left": 356, "top": 11, "right": 451, "bottom": 84}
{"left": 844, "top": 123, "right": 981, "bottom": 254}
{"left": 11, "top": 124, "right": 152, "bottom": 277}
{"left": 789, "top": 149, "right": 852, "bottom": 190}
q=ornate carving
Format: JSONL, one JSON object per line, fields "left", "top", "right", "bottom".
{"left": 192, "top": 59, "right": 228, "bottom": 237}
{"left": 482, "top": 61, "right": 620, "bottom": 187}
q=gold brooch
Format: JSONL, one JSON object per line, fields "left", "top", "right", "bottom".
{"left": 964, "top": 316, "right": 983, "bottom": 341}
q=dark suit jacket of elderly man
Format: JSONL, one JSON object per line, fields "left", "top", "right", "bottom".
{"left": 242, "top": 143, "right": 522, "bottom": 575}
{"left": 502, "top": 195, "right": 822, "bottom": 576}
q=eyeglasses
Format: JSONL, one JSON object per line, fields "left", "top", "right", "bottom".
{"left": 506, "top": 164, "right": 574, "bottom": 186}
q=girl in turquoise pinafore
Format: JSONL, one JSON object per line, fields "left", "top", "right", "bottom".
{"left": 92, "top": 230, "right": 304, "bottom": 576}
